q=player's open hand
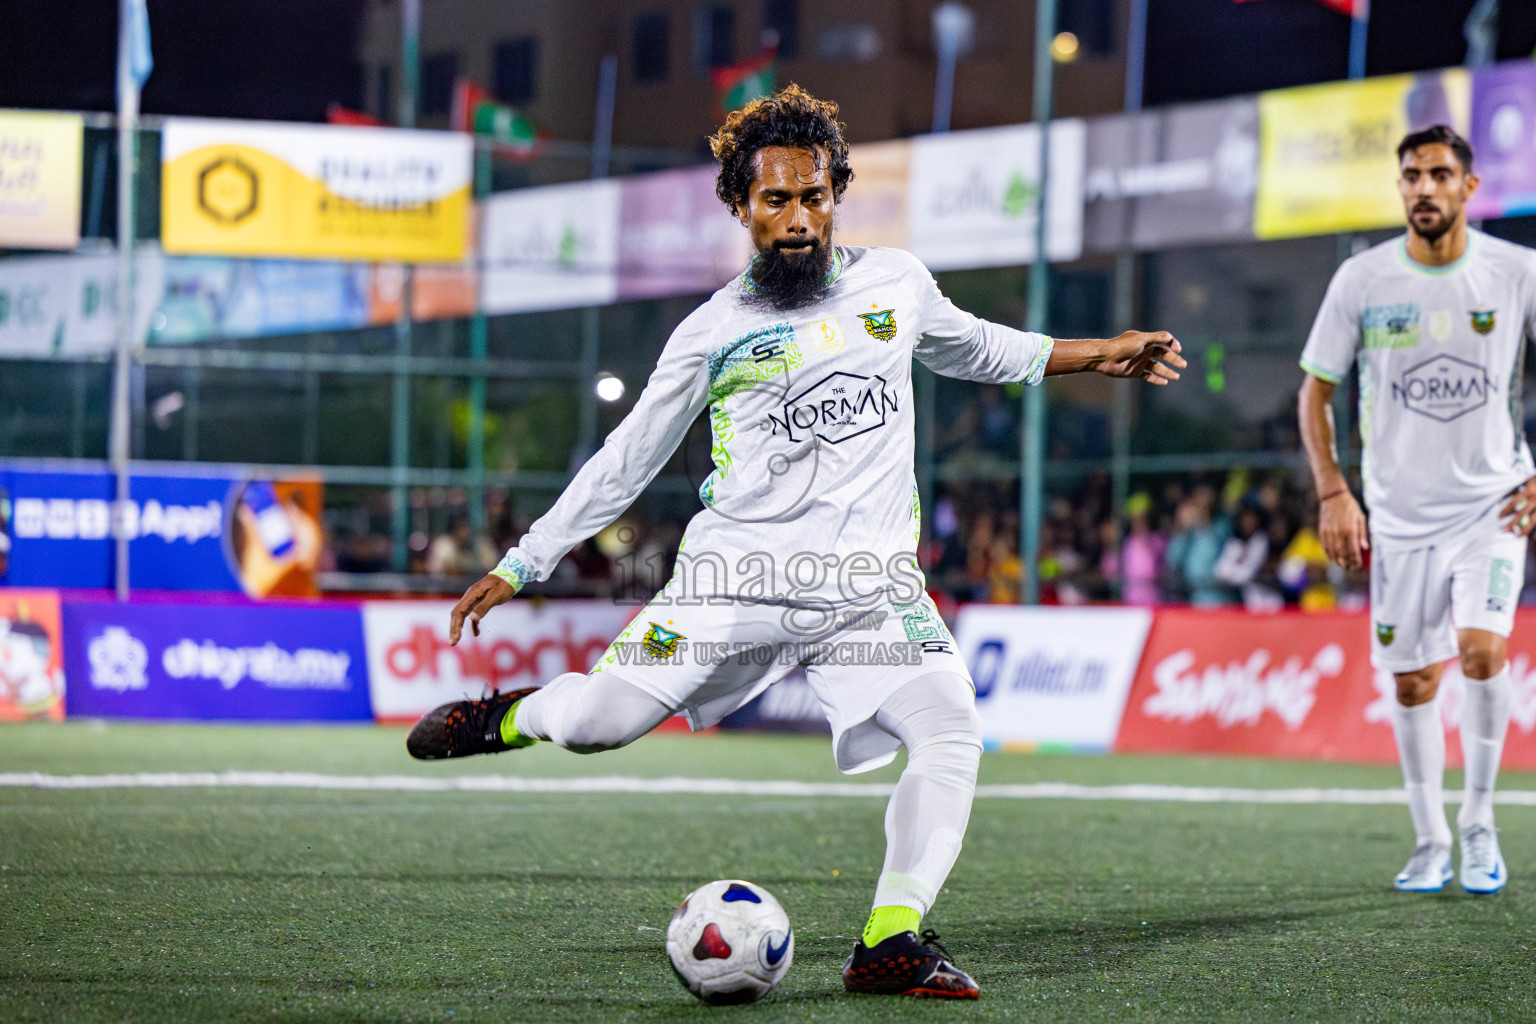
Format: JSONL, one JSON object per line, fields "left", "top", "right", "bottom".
{"left": 1499, "top": 476, "right": 1536, "bottom": 536}
{"left": 1319, "top": 489, "right": 1369, "bottom": 571}
{"left": 1095, "top": 331, "right": 1186, "bottom": 386}
{"left": 449, "top": 575, "right": 517, "bottom": 645}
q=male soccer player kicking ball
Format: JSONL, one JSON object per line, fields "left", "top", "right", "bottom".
{"left": 1300, "top": 125, "right": 1536, "bottom": 895}
{"left": 409, "top": 86, "right": 1184, "bottom": 996}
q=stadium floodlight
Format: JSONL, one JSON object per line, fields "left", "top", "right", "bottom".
{"left": 930, "top": 2, "right": 975, "bottom": 134}
{"left": 1051, "top": 31, "right": 1080, "bottom": 63}
{"left": 595, "top": 374, "right": 626, "bottom": 402}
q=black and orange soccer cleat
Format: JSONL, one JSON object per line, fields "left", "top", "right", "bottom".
{"left": 405, "top": 687, "right": 537, "bottom": 760}
{"left": 841, "top": 930, "right": 980, "bottom": 999}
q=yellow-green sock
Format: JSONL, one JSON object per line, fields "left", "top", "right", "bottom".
{"left": 497, "top": 699, "right": 537, "bottom": 747}
{"left": 862, "top": 906, "right": 920, "bottom": 947}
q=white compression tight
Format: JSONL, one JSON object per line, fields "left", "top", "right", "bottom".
{"left": 512, "top": 668, "right": 983, "bottom": 920}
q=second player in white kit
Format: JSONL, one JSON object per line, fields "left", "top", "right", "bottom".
{"left": 1300, "top": 125, "right": 1536, "bottom": 895}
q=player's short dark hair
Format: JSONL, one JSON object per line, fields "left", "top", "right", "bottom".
{"left": 709, "top": 84, "right": 854, "bottom": 217}
{"left": 1397, "top": 124, "right": 1474, "bottom": 174}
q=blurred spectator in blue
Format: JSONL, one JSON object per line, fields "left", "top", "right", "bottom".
{"left": 1164, "top": 485, "right": 1231, "bottom": 606}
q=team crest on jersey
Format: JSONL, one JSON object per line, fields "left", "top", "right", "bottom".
{"left": 642, "top": 622, "right": 685, "bottom": 659}
{"left": 859, "top": 309, "right": 898, "bottom": 342}
{"left": 1376, "top": 622, "right": 1395, "bottom": 647}
{"left": 1427, "top": 310, "right": 1453, "bottom": 341}
{"left": 1470, "top": 308, "right": 1496, "bottom": 335}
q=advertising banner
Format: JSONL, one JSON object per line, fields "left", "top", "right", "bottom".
{"left": 1255, "top": 69, "right": 1470, "bottom": 239}
{"left": 1468, "top": 61, "right": 1536, "bottom": 221}
{"left": 0, "top": 248, "right": 163, "bottom": 356}
{"left": 0, "top": 110, "right": 83, "bottom": 250}
{"left": 481, "top": 178, "right": 621, "bottom": 314}
{"left": 616, "top": 165, "right": 751, "bottom": 301}
{"left": 907, "top": 119, "right": 1085, "bottom": 271}
{"left": 151, "top": 256, "right": 372, "bottom": 344}
{"left": 956, "top": 605, "right": 1151, "bottom": 751}
{"left": 0, "top": 468, "right": 322, "bottom": 597}
{"left": 161, "top": 118, "right": 472, "bottom": 263}
{"left": 836, "top": 139, "right": 912, "bottom": 251}
{"left": 62, "top": 600, "right": 372, "bottom": 721}
{"left": 717, "top": 668, "right": 829, "bottom": 733}
{"left": 362, "top": 599, "right": 636, "bottom": 721}
{"left": 1083, "top": 97, "right": 1258, "bottom": 252}
{"left": 0, "top": 589, "right": 65, "bottom": 722}
{"left": 1114, "top": 608, "right": 1536, "bottom": 771}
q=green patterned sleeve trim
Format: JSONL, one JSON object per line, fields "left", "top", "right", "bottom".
{"left": 489, "top": 550, "right": 531, "bottom": 594}
{"left": 1299, "top": 359, "right": 1344, "bottom": 385}
{"left": 1024, "top": 337, "right": 1054, "bottom": 386}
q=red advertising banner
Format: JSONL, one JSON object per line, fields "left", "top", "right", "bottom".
{"left": 1116, "top": 609, "right": 1536, "bottom": 770}
{"left": 0, "top": 588, "right": 65, "bottom": 721}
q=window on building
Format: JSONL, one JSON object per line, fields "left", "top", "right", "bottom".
{"left": 633, "top": 12, "right": 670, "bottom": 83}
{"left": 696, "top": 5, "right": 736, "bottom": 70}
{"left": 762, "top": 0, "right": 799, "bottom": 58}
{"left": 493, "top": 37, "right": 539, "bottom": 104}
{"left": 1061, "top": 0, "right": 1116, "bottom": 58}
{"left": 420, "top": 51, "right": 458, "bottom": 117}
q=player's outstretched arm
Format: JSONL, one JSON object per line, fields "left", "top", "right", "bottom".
{"left": 1298, "top": 372, "right": 1369, "bottom": 570}
{"left": 449, "top": 574, "right": 517, "bottom": 645}
{"left": 1043, "top": 331, "right": 1186, "bottom": 384}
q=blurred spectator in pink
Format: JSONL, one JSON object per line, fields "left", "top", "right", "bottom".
{"left": 1103, "top": 492, "right": 1164, "bottom": 606}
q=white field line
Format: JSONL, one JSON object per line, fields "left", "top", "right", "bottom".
{"left": 2, "top": 771, "right": 1536, "bottom": 806}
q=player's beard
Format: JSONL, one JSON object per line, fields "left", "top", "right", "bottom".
{"left": 1410, "top": 202, "right": 1456, "bottom": 244}
{"left": 743, "top": 239, "right": 834, "bottom": 312}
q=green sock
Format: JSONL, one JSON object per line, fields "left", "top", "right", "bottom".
{"left": 862, "top": 906, "right": 920, "bottom": 947}
{"left": 497, "top": 698, "right": 537, "bottom": 747}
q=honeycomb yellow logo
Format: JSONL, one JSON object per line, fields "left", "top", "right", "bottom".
{"left": 197, "top": 156, "right": 259, "bottom": 224}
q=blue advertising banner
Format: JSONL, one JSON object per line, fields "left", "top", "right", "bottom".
{"left": 0, "top": 467, "right": 323, "bottom": 596}
{"left": 62, "top": 601, "right": 372, "bottom": 721}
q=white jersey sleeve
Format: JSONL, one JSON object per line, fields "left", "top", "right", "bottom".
{"left": 490, "top": 307, "right": 714, "bottom": 590}
{"left": 1299, "top": 258, "right": 1363, "bottom": 385}
{"left": 905, "top": 253, "right": 1054, "bottom": 385}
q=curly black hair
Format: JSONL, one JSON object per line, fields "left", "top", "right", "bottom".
{"left": 709, "top": 84, "right": 854, "bottom": 217}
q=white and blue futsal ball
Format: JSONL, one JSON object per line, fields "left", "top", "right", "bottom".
{"left": 665, "top": 879, "right": 794, "bottom": 1005}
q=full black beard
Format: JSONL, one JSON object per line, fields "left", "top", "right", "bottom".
{"left": 1411, "top": 205, "right": 1453, "bottom": 244}
{"left": 742, "top": 241, "right": 834, "bottom": 312}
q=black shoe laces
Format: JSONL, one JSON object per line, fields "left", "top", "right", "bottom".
{"left": 448, "top": 690, "right": 515, "bottom": 750}
{"left": 918, "top": 929, "right": 954, "bottom": 962}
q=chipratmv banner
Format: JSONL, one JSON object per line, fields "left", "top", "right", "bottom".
{"left": 161, "top": 118, "right": 472, "bottom": 263}
{"left": 0, "top": 247, "right": 163, "bottom": 356}
{"left": 1083, "top": 97, "right": 1258, "bottom": 252}
{"left": 1255, "top": 69, "right": 1470, "bottom": 239}
{"left": 616, "top": 165, "right": 751, "bottom": 301}
{"left": 1468, "top": 61, "right": 1536, "bottom": 221}
{"left": 480, "top": 178, "right": 621, "bottom": 314}
{"left": 0, "top": 589, "right": 65, "bottom": 722}
{"left": 0, "top": 110, "right": 83, "bottom": 250}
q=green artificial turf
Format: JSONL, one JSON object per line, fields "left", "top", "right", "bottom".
{"left": 2, "top": 721, "right": 1534, "bottom": 1023}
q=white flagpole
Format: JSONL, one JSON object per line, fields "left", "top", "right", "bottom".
{"left": 111, "top": 0, "right": 140, "bottom": 602}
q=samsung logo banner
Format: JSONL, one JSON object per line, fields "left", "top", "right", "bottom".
{"left": 955, "top": 606, "right": 1152, "bottom": 752}
{"left": 64, "top": 602, "right": 372, "bottom": 721}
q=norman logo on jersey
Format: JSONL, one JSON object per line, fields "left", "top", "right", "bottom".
{"left": 1362, "top": 303, "right": 1420, "bottom": 349}
{"left": 1391, "top": 354, "right": 1491, "bottom": 423}
{"left": 766, "top": 371, "right": 899, "bottom": 444}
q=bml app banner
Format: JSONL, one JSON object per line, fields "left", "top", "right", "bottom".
{"left": 63, "top": 600, "right": 372, "bottom": 721}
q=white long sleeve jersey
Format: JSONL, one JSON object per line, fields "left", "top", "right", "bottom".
{"left": 492, "top": 245, "right": 1053, "bottom": 606}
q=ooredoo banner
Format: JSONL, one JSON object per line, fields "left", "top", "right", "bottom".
{"left": 0, "top": 588, "right": 64, "bottom": 722}
{"left": 956, "top": 605, "right": 1151, "bottom": 751}
{"left": 62, "top": 600, "right": 372, "bottom": 721}
{"left": 161, "top": 118, "right": 472, "bottom": 263}
{"left": 1114, "top": 608, "right": 1536, "bottom": 770}
{"left": 362, "top": 599, "right": 636, "bottom": 721}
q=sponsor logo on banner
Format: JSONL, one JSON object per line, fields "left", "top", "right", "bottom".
{"left": 0, "top": 589, "right": 65, "bottom": 721}
{"left": 616, "top": 165, "right": 751, "bottom": 302}
{"left": 362, "top": 600, "right": 636, "bottom": 720}
{"left": 956, "top": 606, "right": 1151, "bottom": 750}
{"left": 161, "top": 118, "right": 472, "bottom": 263}
{"left": 1139, "top": 643, "right": 1343, "bottom": 730}
{"left": 63, "top": 602, "right": 372, "bottom": 721}
{"left": 1469, "top": 61, "right": 1536, "bottom": 221}
{"left": 0, "top": 110, "right": 83, "bottom": 250}
{"left": 0, "top": 248, "right": 164, "bottom": 357}
{"left": 481, "top": 179, "right": 621, "bottom": 314}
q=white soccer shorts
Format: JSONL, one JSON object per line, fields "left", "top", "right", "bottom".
{"left": 1370, "top": 507, "right": 1529, "bottom": 674}
{"left": 587, "top": 588, "right": 972, "bottom": 774}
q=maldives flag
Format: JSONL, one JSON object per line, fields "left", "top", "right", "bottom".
{"left": 452, "top": 79, "right": 545, "bottom": 160}
{"left": 713, "top": 49, "right": 776, "bottom": 122}
{"left": 1235, "top": 0, "right": 1366, "bottom": 16}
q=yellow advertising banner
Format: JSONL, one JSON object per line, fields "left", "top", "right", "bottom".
{"left": 1256, "top": 69, "right": 1469, "bottom": 239}
{"left": 161, "top": 118, "right": 472, "bottom": 263}
{"left": 836, "top": 139, "right": 911, "bottom": 250}
{"left": 0, "top": 110, "right": 83, "bottom": 250}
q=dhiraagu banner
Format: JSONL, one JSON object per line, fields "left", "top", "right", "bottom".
{"left": 1255, "top": 69, "right": 1470, "bottom": 239}
{"left": 160, "top": 118, "right": 472, "bottom": 263}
